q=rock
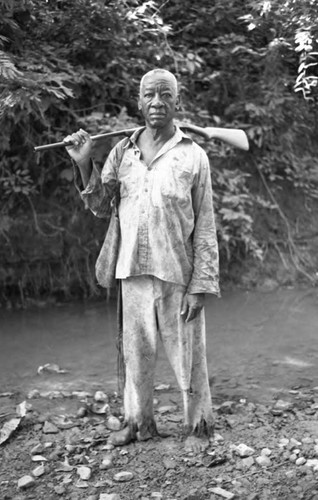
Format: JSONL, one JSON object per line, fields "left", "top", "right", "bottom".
{"left": 241, "top": 456, "right": 255, "bottom": 468}
{"left": 302, "top": 437, "right": 313, "bottom": 444}
{"left": 32, "top": 464, "right": 46, "bottom": 477}
{"left": 289, "top": 437, "right": 302, "bottom": 447}
{"left": 42, "top": 421, "right": 59, "bottom": 434}
{"left": 278, "top": 438, "right": 289, "bottom": 448}
{"left": 285, "top": 470, "right": 296, "bottom": 479}
{"left": 295, "top": 457, "right": 307, "bottom": 466}
{"left": 260, "top": 448, "right": 271, "bottom": 456}
{"left": 30, "top": 443, "right": 44, "bottom": 455}
{"left": 158, "top": 405, "right": 177, "bottom": 414}
{"left": 106, "top": 415, "right": 121, "bottom": 431}
{"left": 305, "top": 459, "right": 318, "bottom": 468}
{"left": 31, "top": 455, "right": 47, "bottom": 462}
{"left": 289, "top": 454, "right": 297, "bottom": 463}
{"left": 17, "top": 475, "right": 35, "bottom": 489}
{"left": 72, "top": 391, "right": 92, "bottom": 399}
{"left": 100, "top": 455, "right": 113, "bottom": 470}
{"left": 209, "top": 486, "right": 235, "bottom": 499}
{"left": 150, "top": 494, "right": 163, "bottom": 498}
{"left": 234, "top": 443, "right": 255, "bottom": 457}
{"left": 256, "top": 455, "right": 271, "bottom": 467}
{"left": 54, "top": 485, "right": 66, "bottom": 495}
{"left": 77, "top": 466, "right": 92, "bottom": 480}
{"left": 274, "top": 400, "right": 292, "bottom": 411}
{"left": 75, "top": 479, "right": 89, "bottom": 488}
{"left": 212, "top": 433, "right": 225, "bottom": 443}
{"left": 113, "top": 471, "right": 134, "bottom": 482}
{"left": 99, "top": 494, "right": 121, "bottom": 500}
{"left": 27, "top": 389, "right": 40, "bottom": 399}
{"left": 94, "top": 391, "right": 108, "bottom": 402}
{"left": 76, "top": 407, "right": 87, "bottom": 418}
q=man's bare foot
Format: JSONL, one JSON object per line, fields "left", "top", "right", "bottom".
{"left": 184, "top": 435, "right": 209, "bottom": 453}
{"left": 108, "top": 426, "right": 135, "bottom": 446}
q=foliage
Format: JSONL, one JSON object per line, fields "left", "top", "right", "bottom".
{"left": 1, "top": 0, "right": 318, "bottom": 302}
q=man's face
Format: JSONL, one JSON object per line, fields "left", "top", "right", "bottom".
{"left": 138, "top": 73, "right": 179, "bottom": 129}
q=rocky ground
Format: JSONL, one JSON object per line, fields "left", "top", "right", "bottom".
{"left": 1, "top": 379, "right": 318, "bottom": 500}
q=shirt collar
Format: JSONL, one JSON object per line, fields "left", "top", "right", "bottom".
{"left": 127, "top": 124, "right": 193, "bottom": 148}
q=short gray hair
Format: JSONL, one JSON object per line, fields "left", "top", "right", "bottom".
{"left": 139, "top": 69, "right": 178, "bottom": 96}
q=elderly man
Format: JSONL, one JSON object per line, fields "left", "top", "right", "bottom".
{"left": 65, "top": 69, "right": 220, "bottom": 453}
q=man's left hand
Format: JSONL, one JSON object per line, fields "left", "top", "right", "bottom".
{"left": 181, "top": 293, "right": 205, "bottom": 323}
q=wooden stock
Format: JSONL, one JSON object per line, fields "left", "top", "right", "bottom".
{"left": 33, "top": 123, "right": 249, "bottom": 152}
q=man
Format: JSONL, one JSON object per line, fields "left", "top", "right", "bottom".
{"left": 65, "top": 69, "right": 220, "bottom": 453}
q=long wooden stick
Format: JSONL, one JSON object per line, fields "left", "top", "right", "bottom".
{"left": 33, "top": 123, "right": 249, "bottom": 152}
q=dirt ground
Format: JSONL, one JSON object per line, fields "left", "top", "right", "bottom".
{"left": 2, "top": 379, "right": 318, "bottom": 500}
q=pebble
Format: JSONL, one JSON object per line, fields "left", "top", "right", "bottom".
{"left": 113, "top": 471, "right": 134, "bottom": 482}
{"left": 290, "top": 438, "right": 302, "bottom": 447}
{"left": 285, "top": 470, "right": 295, "bottom": 479}
{"left": 241, "top": 456, "right": 254, "bottom": 468}
{"left": 106, "top": 415, "right": 121, "bottom": 431}
{"left": 289, "top": 454, "right": 297, "bottom": 463}
{"left": 77, "top": 466, "right": 92, "bottom": 480}
{"left": 278, "top": 438, "right": 289, "bottom": 448}
{"left": 100, "top": 455, "right": 113, "bottom": 470}
{"left": 302, "top": 437, "right": 313, "bottom": 444}
{"left": 30, "top": 443, "right": 44, "bottom": 455}
{"left": 99, "top": 494, "right": 121, "bottom": 500}
{"left": 209, "top": 486, "right": 235, "bottom": 499}
{"left": 42, "top": 421, "right": 59, "bottom": 434}
{"left": 261, "top": 448, "right": 271, "bottom": 456}
{"left": 31, "top": 455, "right": 47, "bottom": 462}
{"left": 54, "top": 485, "right": 66, "bottom": 495}
{"left": 158, "top": 405, "right": 177, "bottom": 414}
{"left": 94, "top": 391, "right": 108, "bottom": 402}
{"left": 296, "top": 457, "right": 307, "bottom": 466}
{"left": 234, "top": 443, "right": 255, "bottom": 457}
{"left": 274, "top": 400, "right": 292, "bottom": 411}
{"left": 17, "top": 475, "right": 35, "bottom": 489}
{"left": 32, "top": 465, "right": 45, "bottom": 477}
{"left": 305, "top": 459, "right": 318, "bottom": 468}
{"left": 256, "top": 455, "right": 271, "bottom": 467}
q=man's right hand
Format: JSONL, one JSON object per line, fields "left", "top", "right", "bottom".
{"left": 63, "top": 128, "right": 92, "bottom": 164}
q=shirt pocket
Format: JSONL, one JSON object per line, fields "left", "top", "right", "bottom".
{"left": 152, "top": 162, "right": 193, "bottom": 207}
{"left": 119, "top": 159, "right": 138, "bottom": 198}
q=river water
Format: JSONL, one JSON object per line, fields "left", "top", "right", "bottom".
{"left": 0, "top": 287, "right": 317, "bottom": 404}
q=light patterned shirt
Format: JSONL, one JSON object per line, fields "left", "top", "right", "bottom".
{"left": 75, "top": 126, "right": 220, "bottom": 295}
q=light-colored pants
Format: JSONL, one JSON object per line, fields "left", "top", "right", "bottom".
{"left": 121, "top": 275, "right": 213, "bottom": 438}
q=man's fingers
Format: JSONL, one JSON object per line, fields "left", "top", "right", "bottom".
{"left": 185, "top": 306, "right": 202, "bottom": 323}
{"left": 180, "top": 295, "right": 188, "bottom": 316}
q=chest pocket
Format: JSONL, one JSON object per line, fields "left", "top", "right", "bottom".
{"left": 119, "top": 156, "right": 139, "bottom": 199}
{"left": 152, "top": 160, "right": 193, "bottom": 208}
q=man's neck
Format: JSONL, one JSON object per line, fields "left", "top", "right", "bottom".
{"left": 144, "top": 122, "right": 175, "bottom": 144}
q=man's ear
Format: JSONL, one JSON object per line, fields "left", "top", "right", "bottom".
{"left": 175, "top": 95, "right": 181, "bottom": 111}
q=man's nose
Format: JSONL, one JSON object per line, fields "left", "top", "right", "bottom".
{"left": 151, "top": 93, "right": 164, "bottom": 106}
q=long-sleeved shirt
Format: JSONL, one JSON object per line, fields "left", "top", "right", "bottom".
{"left": 74, "top": 126, "right": 220, "bottom": 295}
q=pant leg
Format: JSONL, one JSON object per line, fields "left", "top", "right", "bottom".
{"left": 121, "top": 276, "right": 158, "bottom": 438}
{"left": 155, "top": 278, "right": 214, "bottom": 437}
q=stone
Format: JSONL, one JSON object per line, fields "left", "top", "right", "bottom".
{"left": 234, "top": 443, "right": 255, "bottom": 457}
{"left": 158, "top": 405, "right": 177, "bottom": 414}
{"left": 106, "top": 415, "right": 121, "bottom": 431}
{"left": 54, "top": 485, "right": 66, "bottom": 495}
{"left": 256, "top": 456, "right": 271, "bottom": 467}
{"left": 209, "top": 486, "right": 235, "bottom": 499}
{"left": 296, "top": 457, "right": 307, "bottom": 466}
{"left": 99, "top": 494, "right": 121, "bottom": 500}
{"left": 30, "top": 443, "right": 44, "bottom": 455}
{"left": 289, "top": 454, "right": 297, "bottom": 463}
{"left": 289, "top": 438, "right": 302, "bottom": 447}
{"left": 274, "top": 400, "right": 292, "bottom": 411}
{"left": 94, "top": 391, "right": 108, "bottom": 402}
{"left": 31, "top": 455, "right": 47, "bottom": 462}
{"left": 42, "top": 421, "right": 59, "bottom": 434}
{"left": 305, "top": 459, "right": 318, "bottom": 468}
{"left": 241, "top": 456, "right": 255, "bottom": 468}
{"left": 100, "top": 455, "right": 113, "bottom": 470}
{"left": 302, "top": 437, "right": 313, "bottom": 444}
{"left": 113, "top": 471, "right": 134, "bottom": 482}
{"left": 260, "top": 448, "right": 271, "bottom": 456}
{"left": 278, "top": 438, "right": 289, "bottom": 448}
{"left": 32, "top": 465, "right": 45, "bottom": 477}
{"left": 77, "top": 466, "right": 92, "bottom": 480}
{"left": 17, "top": 475, "right": 35, "bottom": 489}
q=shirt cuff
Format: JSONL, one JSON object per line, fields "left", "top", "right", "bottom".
{"left": 187, "top": 278, "right": 220, "bottom": 296}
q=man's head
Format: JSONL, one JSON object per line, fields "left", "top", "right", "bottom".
{"left": 138, "top": 69, "right": 180, "bottom": 129}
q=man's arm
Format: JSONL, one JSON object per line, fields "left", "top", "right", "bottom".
{"left": 187, "top": 146, "right": 220, "bottom": 296}
{"left": 64, "top": 129, "right": 119, "bottom": 219}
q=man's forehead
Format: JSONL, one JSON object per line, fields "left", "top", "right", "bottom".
{"left": 141, "top": 74, "right": 177, "bottom": 91}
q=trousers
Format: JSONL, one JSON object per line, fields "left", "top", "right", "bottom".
{"left": 121, "top": 275, "right": 214, "bottom": 438}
